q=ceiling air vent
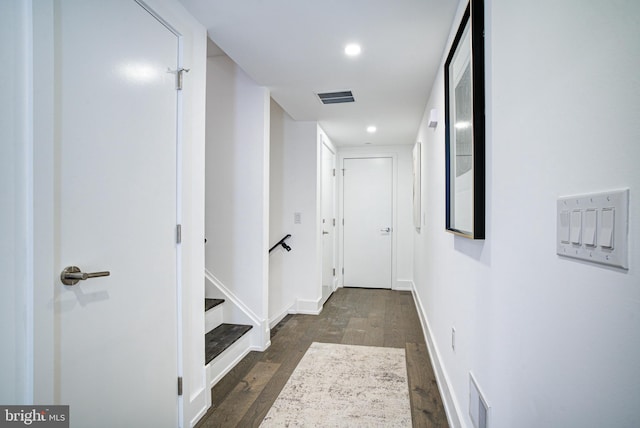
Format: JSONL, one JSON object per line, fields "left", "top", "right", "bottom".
{"left": 317, "top": 90, "right": 355, "bottom": 105}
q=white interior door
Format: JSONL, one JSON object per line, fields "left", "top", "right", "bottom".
{"left": 343, "top": 157, "right": 393, "bottom": 289}
{"left": 55, "top": 1, "right": 179, "bottom": 426}
{"left": 321, "top": 142, "right": 336, "bottom": 292}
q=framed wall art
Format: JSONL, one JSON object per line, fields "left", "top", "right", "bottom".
{"left": 412, "top": 142, "right": 421, "bottom": 230}
{"left": 444, "top": 0, "right": 485, "bottom": 239}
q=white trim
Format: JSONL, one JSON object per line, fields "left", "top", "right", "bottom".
{"left": 269, "top": 303, "right": 294, "bottom": 329}
{"left": 410, "top": 281, "right": 463, "bottom": 428}
{"left": 294, "top": 296, "right": 323, "bottom": 315}
{"left": 188, "top": 388, "right": 208, "bottom": 428}
{"left": 24, "top": 0, "right": 35, "bottom": 402}
{"left": 205, "top": 269, "right": 263, "bottom": 326}
{"left": 205, "top": 333, "right": 252, "bottom": 390}
{"left": 204, "top": 269, "right": 270, "bottom": 351}
{"left": 134, "top": 0, "right": 182, "bottom": 36}
{"left": 394, "top": 279, "right": 413, "bottom": 291}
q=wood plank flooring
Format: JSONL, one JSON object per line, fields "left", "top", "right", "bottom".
{"left": 195, "top": 287, "right": 448, "bottom": 428}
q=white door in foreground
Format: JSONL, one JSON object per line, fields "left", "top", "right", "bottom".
{"left": 55, "top": 1, "right": 179, "bottom": 426}
{"left": 343, "top": 157, "right": 393, "bottom": 289}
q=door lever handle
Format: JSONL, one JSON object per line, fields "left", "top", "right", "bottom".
{"left": 322, "top": 231, "right": 329, "bottom": 235}
{"left": 380, "top": 228, "right": 392, "bottom": 233}
{"left": 61, "top": 266, "right": 110, "bottom": 286}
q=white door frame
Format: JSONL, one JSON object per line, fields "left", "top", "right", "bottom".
{"left": 320, "top": 136, "right": 338, "bottom": 294}
{"left": 337, "top": 151, "right": 399, "bottom": 290}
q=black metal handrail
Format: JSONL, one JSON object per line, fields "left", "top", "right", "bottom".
{"left": 269, "top": 234, "right": 292, "bottom": 253}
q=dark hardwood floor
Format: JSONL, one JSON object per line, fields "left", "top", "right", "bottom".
{"left": 195, "top": 287, "right": 448, "bottom": 428}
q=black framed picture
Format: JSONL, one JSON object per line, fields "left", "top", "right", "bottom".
{"left": 444, "top": 0, "right": 485, "bottom": 239}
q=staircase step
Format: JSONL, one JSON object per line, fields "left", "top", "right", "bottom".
{"left": 205, "top": 298, "right": 225, "bottom": 312}
{"left": 205, "top": 323, "right": 253, "bottom": 365}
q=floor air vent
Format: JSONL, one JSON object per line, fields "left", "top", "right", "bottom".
{"left": 469, "top": 372, "right": 490, "bottom": 428}
{"left": 317, "top": 90, "right": 355, "bottom": 104}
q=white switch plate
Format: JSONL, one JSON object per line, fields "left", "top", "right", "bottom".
{"left": 557, "top": 189, "right": 629, "bottom": 269}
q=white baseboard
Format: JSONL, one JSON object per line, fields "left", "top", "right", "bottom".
{"left": 206, "top": 333, "right": 252, "bottom": 390}
{"left": 394, "top": 279, "right": 413, "bottom": 291}
{"left": 294, "top": 297, "right": 323, "bottom": 315}
{"left": 410, "top": 281, "right": 464, "bottom": 428}
{"left": 189, "top": 389, "right": 208, "bottom": 428}
{"left": 269, "top": 304, "right": 294, "bottom": 329}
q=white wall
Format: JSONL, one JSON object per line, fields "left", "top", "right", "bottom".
{"left": 0, "top": 0, "right": 32, "bottom": 405}
{"left": 205, "top": 55, "right": 270, "bottom": 330}
{"left": 269, "top": 100, "right": 321, "bottom": 323}
{"left": 269, "top": 100, "right": 287, "bottom": 322}
{"left": 414, "top": 1, "right": 640, "bottom": 427}
{"left": 338, "top": 145, "right": 414, "bottom": 290}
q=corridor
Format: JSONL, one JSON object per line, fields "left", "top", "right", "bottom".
{"left": 196, "top": 288, "right": 447, "bottom": 427}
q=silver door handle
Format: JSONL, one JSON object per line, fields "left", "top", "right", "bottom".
{"left": 323, "top": 231, "right": 329, "bottom": 235}
{"left": 380, "top": 228, "right": 391, "bottom": 233}
{"left": 61, "top": 266, "right": 110, "bottom": 286}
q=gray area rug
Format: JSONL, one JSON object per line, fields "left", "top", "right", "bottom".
{"left": 260, "top": 342, "right": 411, "bottom": 427}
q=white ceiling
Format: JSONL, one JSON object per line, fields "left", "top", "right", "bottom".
{"left": 179, "top": 0, "right": 458, "bottom": 146}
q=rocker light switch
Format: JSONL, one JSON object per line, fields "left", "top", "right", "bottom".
{"left": 559, "top": 210, "right": 570, "bottom": 243}
{"left": 583, "top": 209, "right": 597, "bottom": 247}
{"left": 570, "top": 210, "right": 582, "bottom": 244}
{"left": 599, "top": 208, "right": 614, "bottom": 249}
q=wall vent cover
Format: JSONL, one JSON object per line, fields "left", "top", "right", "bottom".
{"left": 317, "top": 90, "right": 355, "bottom": 104}
{"left": 469, "top": 372, "right": 490, "bottom": 428}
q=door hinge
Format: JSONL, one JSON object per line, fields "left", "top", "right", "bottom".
{"left": 169, "top": 67, "right": 190, "bottom": 91}
{"left": 342, "top": 168, "right": 345, "bottom": 176}
{"left": 177, "top": 377, "right": 183, "bottom": 396}
{"left": 332, "top": 168, "right": 336, "bottom": 177}
{"left": 332, "top": 218, "right": 336, "bottom": 227}
{"left": 342, "top": 267, "right": 344, "bottom": 275}
{"left": 176, "top": 224, "right": 182, "bottom": 244}
{"left": 332, "top": 268, "right": 336, "bottom": 276}
{"left": 342, "top": 218, "right": 344, "bottom": 225}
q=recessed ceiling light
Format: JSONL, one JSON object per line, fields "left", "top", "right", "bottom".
{"left": 345, "top": 43, "right": 361, "bottom": 57}
{"left": 367, "top": 125, "right": 377, "bottom": 133}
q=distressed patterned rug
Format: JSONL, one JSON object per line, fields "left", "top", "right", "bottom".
{"left": 260, "top": 342, "right": 411, "bottom": 427}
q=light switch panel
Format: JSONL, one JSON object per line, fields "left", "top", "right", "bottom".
{"left": 557, "top": 189, "right": 629, "bottom": 269}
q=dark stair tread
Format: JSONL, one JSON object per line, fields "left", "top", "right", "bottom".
{"left": 205, "top": 298, "right": 225, "bottom": 312}
{"left": 205, "top": 323, "right": 253, "bottom": 365}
